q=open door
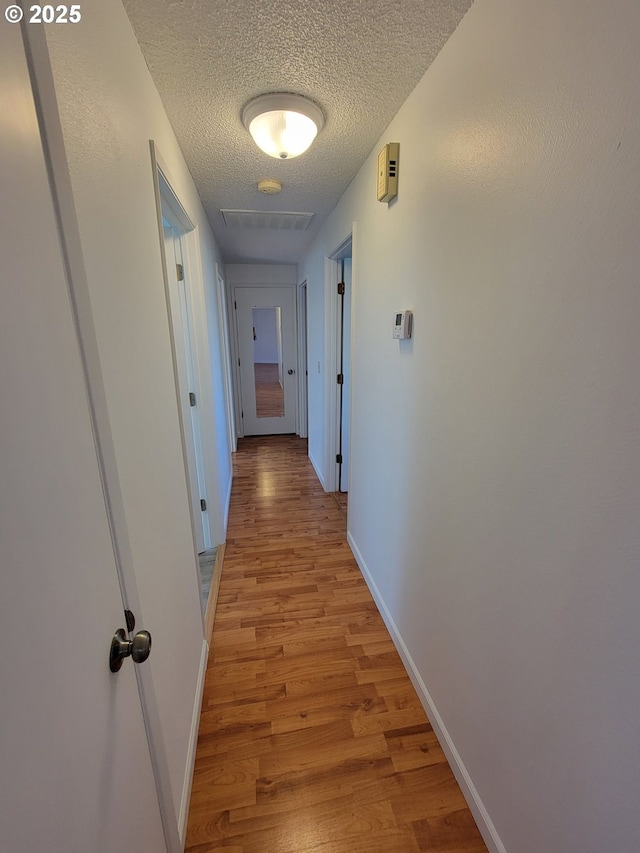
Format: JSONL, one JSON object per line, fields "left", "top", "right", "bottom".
{"left": 0, "top": 19, "right": 167, "bottom": 851}
{"left": 297, "top": 280, "right": 309, "bottom": 438}
{"left": 337, "top": 257, "right": 352, "bottom": 492}
{"left": 325, "top": 234, "right": 353, "bottom": 495}
{"left": 217, "top": 266, "right": 237, "bottom": 452}
{"left": 162, "top": 221, "right": 210, "bottom": 555}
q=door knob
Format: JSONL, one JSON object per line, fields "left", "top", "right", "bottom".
{"left": 109, "top": 627, "right": 152, "bottom": 673}
{"left": 287, "top": 368, "right": 295, "bottom": 375}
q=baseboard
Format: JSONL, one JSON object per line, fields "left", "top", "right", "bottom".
{"left": 308, "top": 450, "right": 326, "bottom": 490}
{"left": 178, "top": 638, "right": 208, "bottom": 845}
{"left": 204, "top": 543, "right": 225, "bottom": 644}
{"left": 346, "top": 531, "right": 507, "bottom": 853}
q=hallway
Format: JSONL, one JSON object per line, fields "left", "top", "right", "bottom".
{"left": 185, "top": 436, "right": 487, "bottom": 852}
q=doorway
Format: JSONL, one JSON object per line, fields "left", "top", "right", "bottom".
{"left": 234, "top": 286, "right": 297, "bottom": 435}
{"left": 216, "top": 265, "right": 237, "bottom": 454}
{"left": 297, "top": 280, "right": 309, "bottom": 439}
{"left": 162, "top": 222, "right": 210, "bottom": 555}
{"left": 337, "top": 257, "right": 352, "bottom": 493}
{"left": 326, "top": 234, "right": 353, "bottom": 504}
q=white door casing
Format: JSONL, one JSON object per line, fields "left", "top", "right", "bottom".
{"left": 235, "top": 286, "right": 297, "bottom": 435}
{"left": 0, "top": 18, "right": 166, "bottom": 852}
{"left": 163, "top": 224, "right": 210, "bottom": 554}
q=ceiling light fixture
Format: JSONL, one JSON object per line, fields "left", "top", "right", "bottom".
{"left": 242, "top": 93, "right": 325, "bottom": 160}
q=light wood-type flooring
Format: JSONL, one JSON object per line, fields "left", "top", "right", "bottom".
{"left": 185, "top": 435, "right": 487, "bottom": 853}
{"left": 254, "top": 363, "right": 285, "bottom": 418}
{"left": 330, "top": 489, "right": 348, "bottom": 520}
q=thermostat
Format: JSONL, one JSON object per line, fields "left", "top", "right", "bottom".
{"left": 393, "top": 310, "right": 412, "bottom": 339}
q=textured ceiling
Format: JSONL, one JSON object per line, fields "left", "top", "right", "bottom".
{"left": 123, "top": 0, "right": 473, "bottom": 263}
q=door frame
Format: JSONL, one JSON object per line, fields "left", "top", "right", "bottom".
{"left": 233, "top": 285, "right": 298, "bottom": 436}
{"left": 297, "top": 280, "right": 309, "bottom": 439}
{"left": 229, "top": 281, "right": 299, "bottom": 438}
{"left": 229, "top": 285, "right": 246, "bottom": 439}
{"left": 324, "top": 229, "right": 355, "bottom": 493}
{"left": 23, "top": 23, "right": 180, "bottom": 853}
{"left": 162, "top": 217, "right": 210, "bottom": 556}
{"left": 338, "top": 258, "right": 352, "bottom": 492}
{"left": 155, "top": 161, "right": 213, "bottom": 560}
{"left": 151, "top": 145, "right": 227, "bottom": 555}
{"left": 216, "top": 264, "right": 237, "bottom": 454}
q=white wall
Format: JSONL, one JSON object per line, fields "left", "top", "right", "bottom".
{"left": 302, "top": 1, "right": 640, "bottom": 851}
{"left": 253, "top": 307, "right": 280, "bottom": 363}
{"left": 226, "top": 263, "right": 298, "bottom": 288}
{"left": 44, "top": 0, "right": 232, "bottom": 830}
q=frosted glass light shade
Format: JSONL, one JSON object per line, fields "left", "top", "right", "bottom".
{"left": 249, "top": 110, "right": 317, "bottom": 159}
{"left": 242, "top": 94, "right": 324, "bottom": 160}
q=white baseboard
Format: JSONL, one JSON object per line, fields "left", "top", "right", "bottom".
{"left": 308, "top": 450, "right": 326, "bottom": 490}
{"left": 346, "top": 531, "right": 507, "bottom": 853}
{"left": 178, "top": 637, "right": 208, "bottom": 844}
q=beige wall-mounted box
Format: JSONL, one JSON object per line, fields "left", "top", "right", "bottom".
{"left": 377, "top": 142, "right": 399, "bottom": 202}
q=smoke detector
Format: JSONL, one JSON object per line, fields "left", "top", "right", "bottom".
{"left": 257, "top": 179, "right": 282, "bottom": 194}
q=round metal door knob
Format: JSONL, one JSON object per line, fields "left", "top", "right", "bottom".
{"left": 131, "top": 630, "right": 152, "bottom": 663}
{"left": 287, "top": 368, "right": 295, "bottom": 374}
{"left": 109, "top": 627, "right": 152, "bottom": 672}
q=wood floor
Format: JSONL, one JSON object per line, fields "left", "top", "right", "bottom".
{"left": 254, "top": 363, "right": 284, "bottom": 418}
{"left": 185, "top": 436, "right": 487, "bottom": 853}
{"left": 330, "top": 490, "right": 348, "bottom": 520}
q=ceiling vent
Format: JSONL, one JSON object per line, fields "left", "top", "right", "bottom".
{"left": 220, "top": 209, "right": 314, "bottom": 232}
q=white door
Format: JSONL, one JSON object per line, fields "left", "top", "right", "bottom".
{"left": 235, "top": 286, "right": 297, "bottom": 435}
{"left": 163, "top": 225, "right": 209, "bottom": 553}
{"left": 339, "top": 258, "right": 352, "bottom": 491}
{"left": 217, "top": 268, "right": 237, "bottom": 451}
{"left": 297, "top": 282, "right": 309, "bottom": 439}
{"left": 0, "top": 19, "right": 166, "bottom": 853}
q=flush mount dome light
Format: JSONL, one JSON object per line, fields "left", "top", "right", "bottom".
{"left": 242, "top": 93, "right": 325, "bottom": 160}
